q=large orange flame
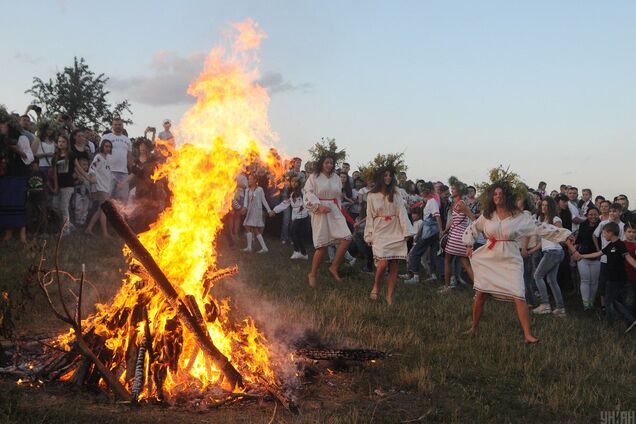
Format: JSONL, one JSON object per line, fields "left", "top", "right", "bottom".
{"left": 59, "top": 19, "right": 285, "bottom": 399}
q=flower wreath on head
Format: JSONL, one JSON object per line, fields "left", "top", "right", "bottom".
{"left": 358, "top": 152, "right": 407, "bottom": 185}
{"left": 474, "top": 165, "right": 529, "bottom": 212}
{"left": 308, "top": 137, "right": 347, "bottom": 169}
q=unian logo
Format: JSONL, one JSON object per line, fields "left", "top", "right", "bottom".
{"left": 600, "top": 410, "right": 636, "bottom": 424}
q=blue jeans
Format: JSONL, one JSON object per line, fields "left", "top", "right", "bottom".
{"left": 408, "top": 234, "right": 439, "bottom": 275}
{"left": 534, "top": 248, "right": 565, "bottom": 309}
{"left": 523, "top": 250, "right": 541, "bottom": 306}
{"left": 605, "top": 280, "right": 636, "bottom": 325}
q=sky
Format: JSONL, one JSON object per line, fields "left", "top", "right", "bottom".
{"left": 5, "top": 1, "right": 636, "bottom": 202}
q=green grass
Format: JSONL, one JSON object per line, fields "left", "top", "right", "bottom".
{"left": 0, "top": 234, "right": 634, "bottom": 423}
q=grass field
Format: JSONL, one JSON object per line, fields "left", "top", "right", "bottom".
{"left": 0, "top": 233, "right": 634, "bottom": 423}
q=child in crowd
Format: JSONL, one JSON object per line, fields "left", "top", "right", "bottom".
{"left": 574, "top": 222, "right": 636, "bottom": 333}
{"left": 241, "top": 173, "right": 274, "bottom": 253}
{"left": 273, "top": 176, "right": 309, "bottom": 259}
{"left": 85, "top": 139, "right": 113, "bottom": 237}
{"left": 72, "top": 157, "right": 92, "bottom": 227}
{"left": 593, "top": 203, "right": 625, "bottom": 309}
{"left": 51, "top": 134, "right": 76, "bottom": 235}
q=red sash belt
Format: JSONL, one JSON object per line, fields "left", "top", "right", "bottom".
{"left": 486, "top": 235, "right": 515, "bottom": 250}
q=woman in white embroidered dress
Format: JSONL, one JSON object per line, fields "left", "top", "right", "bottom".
{"left": 364, "top": 168, "right": 415, "bottom": 304}
{"left": 304, "top": 155, "right": 352, "bottom": 287}
{"left": 463, "top": 182, "right": 570, "bottom": 344}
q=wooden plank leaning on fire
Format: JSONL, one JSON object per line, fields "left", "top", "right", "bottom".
{"left": 101, "top": 200, "right": 244, "bottom": 391}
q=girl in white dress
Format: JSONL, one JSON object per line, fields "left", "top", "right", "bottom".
{"left": 304, "top": 156, "right": 352, "bottom": 287}
{"left": 463, "top": 182, "right": 570, "bottom": 344}
{"left": 241, "top": 173, "right": 274, "bottom": 253}
{"left": 364, "top": 168, "right": 415, "bottom": 304}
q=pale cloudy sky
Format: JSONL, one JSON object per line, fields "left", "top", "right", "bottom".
{"left": 4, "top": 1, "right": 636, "bottom": 201}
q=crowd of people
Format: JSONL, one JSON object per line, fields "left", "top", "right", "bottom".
{"left": 0, "top": 107, "right": 172, "bottom": 240}
{"left": 2, "top": 107, "right": 636, "bottom": 341}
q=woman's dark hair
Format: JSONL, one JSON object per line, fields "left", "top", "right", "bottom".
{"left": 482, "top": 181, "right": 518, "bottom": 219}
{"left": 70, "top": 129, "right": 83, "bottom": 146}
{"left": 340, "top": 173, "right": 353, "bottom": 199}
{"left": 371, "top": 167, "right": 396, "bottom": 202}
{"left": 520, "top": 192, "right": 536, "bottom": 215}
{"left": 289, "top": 176, "right": 303, "bottom": 201}
{"left": 36, "top": 121, "right": 54, "bottom": 140}
{"left": 537, "top": 196, "right": 558, "bottom": 225}
{"left": 314, "top": 155, "right": 336, "bottom": 176}
{"left": 99, "top": 139, "right": 112, "bottom": 154}
{"left": 405, "top": 180, "right": 416, "bottom": 195}
{"left": 0, "top": 117, "right": 23, "bottom": 142}
{"left": 420, "top": 181, "right": 434, "bottom": 194}
{"left": 585, "top": 206, "right": 599, "bottom": 217}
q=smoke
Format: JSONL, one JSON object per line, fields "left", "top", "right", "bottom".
{"left": 211, "top": 276, "right": 313, "bottom": 383}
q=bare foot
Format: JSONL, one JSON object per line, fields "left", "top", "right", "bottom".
{"left": 369, "top": 291, "right": 378, "bottom": 301}
{"left": 464, "top": 327, "right": 478, "bottom": 336}
{"left": 328, "top": 266, "right": 342, "bottom": 282}
{"left": 84, "top": 230, "right": 94, "bottom": 236}
{"left": 103, "top": 233, "right": 113, "bottom": 239}
{"left": 524, "top": 335, "right": 539, "bottom": 344}
{"left": 307, "top": 273, "right": 316, "bottom": 288}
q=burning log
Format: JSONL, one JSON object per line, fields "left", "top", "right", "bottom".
{"left": 131, "top": 333, "right": 147, "bottom": 403}
{"left": 101, "top": 200, "right": 244, "bottom": 390}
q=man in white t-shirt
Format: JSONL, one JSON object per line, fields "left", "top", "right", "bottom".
{"left": 101, "top": 118, "right": 132, "bottom": 203}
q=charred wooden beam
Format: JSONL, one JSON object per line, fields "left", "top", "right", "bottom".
{"left": 102, "top": 200, "right": 244, "bottom": 390}
{"left": 295, "top": 348, "right": 388, "bottom": 362}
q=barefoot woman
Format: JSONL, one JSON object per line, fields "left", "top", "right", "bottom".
{"left": 304, "top": 153, "right": 352, "bottom": 287}
{"left": 463, "top": 181, "right": 570, "bottom": 343}
{"left": 365, "top": 167, "right": 415, "bottom": 304}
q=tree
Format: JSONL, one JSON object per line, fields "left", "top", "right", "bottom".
{"left": 25, "top": 57, "right": 132, "bottom": 132}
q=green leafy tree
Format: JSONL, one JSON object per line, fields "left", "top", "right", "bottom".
{"left": 25, "top": 57, "right": 132, "bottom": 131}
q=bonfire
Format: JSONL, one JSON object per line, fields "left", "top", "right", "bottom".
{"left": 1, "top": 19, "right": 388, "bottom": 413}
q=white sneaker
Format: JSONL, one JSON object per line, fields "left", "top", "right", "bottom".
{"left": 398, "top": 273, "right": 411, "bottom": 279}
{"left": 348, "top": 258, "right": 357, "bottom": 266}
{"left": 257, "top": 248, "right": 269, "bottom": 254}
{"left": 425, "top": 273, "right": 438, "bottom": 282}
{"left": 438, "top": 285, "right": 452, "bottom": 293}
{"left": 552, "top": 308, "right": 567, "bottom": 317}
{"left": 449, "top": 276, "right": 458, "bottom": 288}
{"left": 299, "top": 254, "right": 309, "bottom": 260}
{"left": 290, "top": 251, "right": 300, "bottom": 259}
{"left": 404, "top": 276, "right": 419, "bottom": 285}
{"left": 532, "top": 304, "right": 552, "bottom": 314}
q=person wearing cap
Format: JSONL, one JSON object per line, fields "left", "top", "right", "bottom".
{"left": 157, "top": 119, "right": 174, "bottom": 147}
